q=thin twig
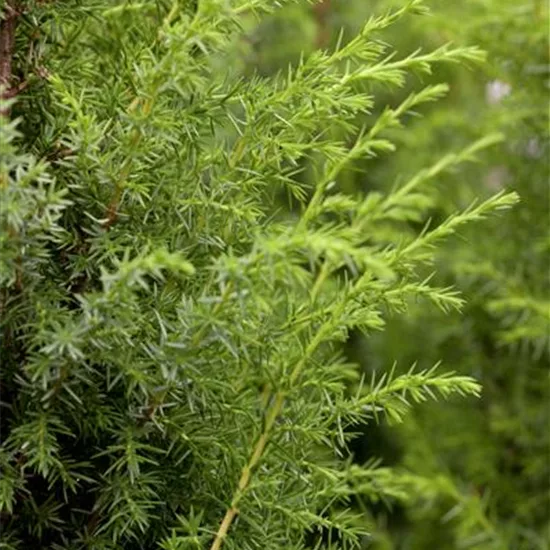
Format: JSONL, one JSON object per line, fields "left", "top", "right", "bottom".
{"left": 209, "top": 313, "right": 336, "bottom": 549}
{"left": 210, "top": 392, "right": 285, "bottom": 550}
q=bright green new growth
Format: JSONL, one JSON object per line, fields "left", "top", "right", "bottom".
{"left": 0, "top": 1, "right": 517, "bottom": 549}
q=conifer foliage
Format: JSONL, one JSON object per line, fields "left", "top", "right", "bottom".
{"left": 0, "top": 1, "right": 517, "bottom": 548}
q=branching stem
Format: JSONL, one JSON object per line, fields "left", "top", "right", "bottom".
{"left": 209, "top": 299, "right": 342, "bottom": 549}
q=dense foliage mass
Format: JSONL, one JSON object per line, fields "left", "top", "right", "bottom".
{"left": 0, "top": 1, "right": 542, "bottom": 549}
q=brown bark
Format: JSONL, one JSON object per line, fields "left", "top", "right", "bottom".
{"left": 0, "top": 1, "right": 19, "bottom": 115}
